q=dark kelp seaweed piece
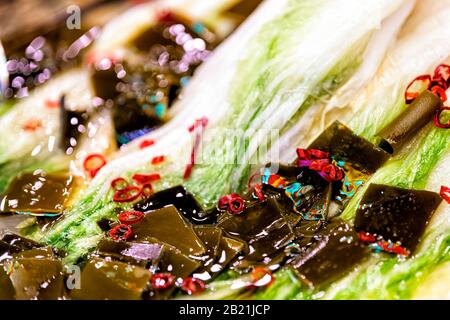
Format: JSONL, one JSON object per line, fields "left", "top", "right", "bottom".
{"left": 261, "top": 165, "right": 331, "bottom": 221}
{"left": 286, "top": 220, "right": 343, "bottom": 264}
{"left": 96, "top": 240, "right": 163, "bottom": 266}
{"left": 0, "top": 232, "right": 40, "bottom": 252}
{"left": 134, "top": 186, "right": 219, "bottom": 224}
{"left": 257, "top": 186, "right": 301, "bottom": 227}
{"left": 192, "top": 226, "right": 222, "bottom": 265}
{"left": 70, "top": 257, "right": 151, "bottom": 300}
{"left": 233, "top": 249, "right": 286, "bottom": 272}
{"left": 0, "top": 172, "right": 73, "bottom": 215}
{"left": 14, "top": 247, "right": 55, "bottom": 259}
{"left": 193, "top": 236, "right": 245, "bottom": 281}
{"left": 59, "top": 95, "right": 88, "bottom": 152}
{"left": 290, "top": 223, "right": 369, "bottom": 288}
{"left": 218, "top": 198, "right": 295, "bottom": 262}
{"left": 308, "top": 121, "right": 390, "bottom": 174}
{"left": 377, "top": 90, "right": 442, "bottom": 154}
{"left": 0, "top": 240, "right": 11, "bottom": 257}
{"left": 133, "top": 206, "right": 206, "bottom": 257}
{"left": 276, "top": 164, "right": 328, "bottom": 187}
{"left": 6, "top": 255, "right": 64, "bottom": 300}
{"left": 147, "top": 243, "right": 201, "bottom": 300}
{"left": 354, "top": 184, "right": 442, "bottom": 252}
{"left": 113, "top": 100, "right": 163, "bottom": 145}
{"left": 97, "top": 218, "right": 114, "bottom": 232}
{"left": 302, "top": 183, "right": 332, "bottom": 221}
{"left": 0, "top": 264, "right": 15, "bottom": 299}
{"left": 153, "top": 244, "right": 201, "bottom": 280}
{"left": 90, "top": 66, "right": 120, "bottom": 100}
{"left": 293, "top": 220, "right": 325, "bottom": 248}
{"left": 226, "top": 0, "right": 264, "bottom": 23}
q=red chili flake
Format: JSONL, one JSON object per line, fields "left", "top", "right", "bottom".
{"left": 111, "top": 177, "right": 129, "bottom": 191}
{"left": 296, "top": 148, "right": 344, "bottom": 183}
{"left": 319, "top": 164, "right": 345, "bottom": 183}
{"left": 440, "top": 186, "right": 450, "bottom": 204}
{"left": 431, "top": 85, "right": 447, "bottom": 102}
{"left": 156, "top": 10, "right": 176, "bottom": 23}
{"left": 184, "top": 117, "right": 209, "bottom": 180}
{"left": 181, "top": 277, "right": 205, "bottom": 295}
{"left": 183, "top": 164, "right": 194, "bottom": 180}
{"left": 188, "top": 117, "right": 209, "bottom": 132}
{"left": 434, "top": 107, "right": 450, "bottom": 129}
{"left": 44, "top": 99, "right": 60, "bottom": 109}
{"left": 151, "top": 155, "right": 165, "bottom": 165}
{"left": 139, "top": 139, "right": 155, "bottom": 149}
{"left": 253, "top": 184, "right": 265, "bottom": 202}
{"left": 83, "top": 154, "right": 107, "bottom": 178}
{"left": 404, "top": 75, "right": 432, "bottom": 104}
{"left": 297, "top": 148, "right": 330, "bottom": 170}
{"left": 430, "top": 78, "right": 448, "bottom": 91}
{"left": 113, "top": 186, "right": 142, "bottom": 203}
{"left": 308, "top": 159, "right": 330, "bottom": 171}
{"left": 297, "top": 148, "right": 330, "bottom": 160}
{"left": 118, "top": 211, "right": 144, "bottom": 225}
{"left": 140, "top": 184, "right": 154, "bottom": 199}
{"left": 132, "top": 173, "right": 161, "bottom": 185}
{"left": 270, "top": 175, "right": 289, "bottom": 188}
{"left": 375, "top": 241, "right": 409, "bottom": 257}
{"left": 250, "top": 268, "right": 274, "bottom": 288}
{"left": 218, "top": 194, "right": 246, "bottom": 215}
{"left": 109, "top": 224, "right": 133, "bottom": 241}
{"left": 434, "top": 64, "right": 450, "bottom": 83}
{"left": 151, "top": 273, "right": 174, "bottom": 290}
{"left": 358, "top": 231, "right": 377, "bottom": 243}
{"left": 22, "top": 119, "right": 42, "bottom": 131}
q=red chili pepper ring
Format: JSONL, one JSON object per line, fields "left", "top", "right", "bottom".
{"left": 109, "top": 224, "right": 133, "bottom": 241}
{"left": 111, "top": 177, "right": 129, "bottom": 191}
{"left": 431, "top": 85, "right": 448, "bottom": 102}
{"left": 119, "top": 211, "right": 145, "bottom": 225}
{"left": 132, "top": 173, "right": 161, "bottom": 185}
{"left": 151, "top": 273, "right": 174, "bottom": 290}
{"left": 218, "top": 194, "right": 246, "bottom": 215}
{"left": 140, "top": 184, "right": 154, "bottom": 199}
{"left": 113, "top": 186, "right": 142, "bottom": 203}
{"left": 440, "top": 186, "right": 450, "bottom": 204}
{"left": 404, "top": 75, "right": 432, "bottom": 104}
{"left": 181, "top": 277, "right": 205, "bottom": 295}
{"left": 253, "top": 184, "right": 265, "bottom": 202}
{"left": 434, "top": 107, "right": 450, "bottom": 129}
{"left": 83, "top": 154, "right": 107, "bottom": 178}
{"left": 434, "top": 64, "right": 450, "bottom": 83}
{"left": 251, "top": 268, "right": 274, "bottom": 288}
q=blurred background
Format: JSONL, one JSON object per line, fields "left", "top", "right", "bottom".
{"left": 0, "top": 0, "right": 262, "bottom": 100}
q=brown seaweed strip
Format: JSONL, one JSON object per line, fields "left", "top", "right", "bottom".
{"left": 290, "top": 222, "right": 369, "bottom": 288}
{"left": 377, "top": 90, "right": 442, "bottom": 154}
{"left": 308, "top": 121, "right": 390, "bottom": 174}
{"left": 354, "top": 184, "right": 442, "bottom": 252}
{"left": 0, "top": 264, "right": 15, "bottom": 299}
